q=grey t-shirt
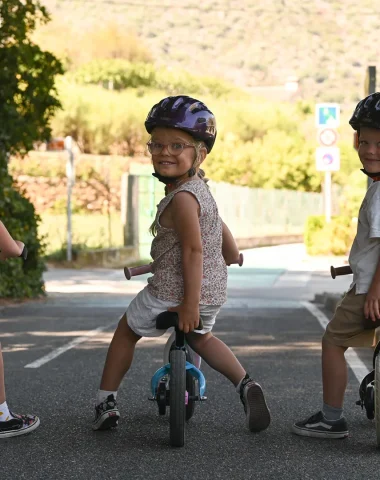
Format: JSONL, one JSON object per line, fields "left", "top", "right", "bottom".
{"left": 349, "top": 181, "right": 380, "bottom": 294}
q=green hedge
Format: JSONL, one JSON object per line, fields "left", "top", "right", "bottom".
{"left": 69, "top": 59, "right": 237, "bottom": 97}
{"left": 304, "top": 215, "right": 356, "bottom": 256}
{"left": 0, "top": 158, "right": 45, "bottom": 298}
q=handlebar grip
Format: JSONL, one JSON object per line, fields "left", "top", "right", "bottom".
{"left": 330, "top": 265, "right": 353, "bottom": 279}
{"left": 125, "top": 251, "right": 244, "bottom": 280}
{"left": 19, "top": 245, "right": 28, "bottom": 261}
{"left": 124, "top": 264, "right": 152, "bottom": 280}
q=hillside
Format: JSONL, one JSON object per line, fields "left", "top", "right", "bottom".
{"left": 36, "top": 0, "right": 379, "bottom": 105}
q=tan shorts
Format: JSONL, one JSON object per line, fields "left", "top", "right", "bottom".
{"left": 323, "top": 286, "right": 380, "bottom": 348}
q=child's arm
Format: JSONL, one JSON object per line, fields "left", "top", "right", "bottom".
{"left": 0, "top": 221, "right": 24, "bottom": 261}
{"left": 365, "top": 197, "right": 380, "bottom": 321}
{"left": 168, "top": 191, "right": 203, "bottom": 334}
{"left": 365, "top": 256, "right": 380, "bottom": 322}
{"left": 222, "top": 220, "right": 240, "bottom": 266}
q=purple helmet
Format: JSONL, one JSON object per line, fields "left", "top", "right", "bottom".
{"left": 349, "top": 92, "right": 380, "bottom": 131}
{"left": 145, "top": 95, "right": 217, "bottom": 152}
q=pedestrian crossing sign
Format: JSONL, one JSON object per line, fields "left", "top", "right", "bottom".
{"left": 315, "top": 103, "right": 340, "bottom": 128}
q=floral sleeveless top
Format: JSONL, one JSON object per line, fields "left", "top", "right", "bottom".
{"left": 147, "top": 178, "right": 227, "bottom": 305}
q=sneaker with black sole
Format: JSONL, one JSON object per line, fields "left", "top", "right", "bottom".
{"left": 240, "top": 375, "right": 271, "bottom": 432}
{"left": 92, "top": 394, "right": 120, "bottom": 431}
{"left": 0, "top": 412, "right": 40, "bottom": 439}
{"left": 292, "top": 411, "right": 349, "bottom": 439}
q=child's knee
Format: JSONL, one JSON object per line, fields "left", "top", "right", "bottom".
{"left": 186, "top": 331, "right": 212, "bottom": 350}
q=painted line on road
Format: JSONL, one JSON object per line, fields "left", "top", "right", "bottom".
{"left": 273, "top": 271, "right": 313, "bottom": 287}
{"left": 24, "top": 320, "right": 117, "bottom": 369}
{"left": 301, "top": 301, "right": 370, "bottom": 382}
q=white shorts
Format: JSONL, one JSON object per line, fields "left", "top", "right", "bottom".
{"left": 126, "top": 286, "right": 221, "bottom": 337}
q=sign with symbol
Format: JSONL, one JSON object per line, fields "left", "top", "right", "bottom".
{"left": 46, "top": 138, "right": 65, "bottom": 151}
{"left": 318, "top": 128, "right": 338, "bottom": 147}
{"left": 316, "top": 103, "right": 340, "bottom": 128}
{"left": 315, "top": 147, "right": 340, "bottom": 171}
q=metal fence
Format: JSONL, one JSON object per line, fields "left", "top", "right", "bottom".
{"left": 123, "top": 175, "right": 325, "bottom": 260}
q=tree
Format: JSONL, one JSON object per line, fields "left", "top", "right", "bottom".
{"left": 0, "top": 0, "right": 63, "bottom": 298}
{"left": 0, "top": 0, "right": 63, "bottom": 157}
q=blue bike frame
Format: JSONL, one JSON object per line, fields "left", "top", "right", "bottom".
{"left": 150, "top": 361, "right": 206, "bottom": 398}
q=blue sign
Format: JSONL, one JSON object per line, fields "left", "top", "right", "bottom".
{"left": 316, "top": 103, "right": 340, "bottom": 128}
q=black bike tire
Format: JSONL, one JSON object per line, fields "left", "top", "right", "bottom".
{"left": 185, "top": 348, "right": 196, "bottom": 421}
{"left": 169, "top": 349, "right": 186, "bottom": 447}
{"left": 169, "top": 341, "right": 196, "bottom": 421}
{"left": 375, "top": 354, "right": 380, "bottom": 447}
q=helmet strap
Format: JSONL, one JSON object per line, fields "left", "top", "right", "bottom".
{"left": 361, "top": 168, "right": 380, "bottom": 182}
{"left": 151, "top": 171, "right": 177, "bottom": 185}
{"left": 152, "top": 158, "right": 199, "bottom": 186}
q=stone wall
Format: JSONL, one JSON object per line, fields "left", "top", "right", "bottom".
{"left": 11, "top": 151, "right": 151, "bottom": 214}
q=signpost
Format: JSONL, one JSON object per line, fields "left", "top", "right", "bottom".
{"left": 47, "top": 136, "right": 75, "bottom": 261}
{"left": 64, "top": 136, "right": 75, "bottom": 262}
{"left": 315, "top": 104, "right": 340, "bottom": 223}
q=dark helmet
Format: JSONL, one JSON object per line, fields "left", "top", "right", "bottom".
{"left": 145, "top": 95, "right": 217, "bottom": 152}
{"left": 349, "top": 92, "right": 380, "bottom": 131}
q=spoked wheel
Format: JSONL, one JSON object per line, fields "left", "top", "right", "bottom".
{"left": 185, "top": 348, "right": 196, "bottom": 421}
{"left": 375, "top": 354, "right": 380, "bottom": 447}
{"left": 169, "top": 349, "right": 186, "bottom": 447}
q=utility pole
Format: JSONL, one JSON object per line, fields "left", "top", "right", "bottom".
{"left": 364, "top": 66, "right": 376, "bottom": 189}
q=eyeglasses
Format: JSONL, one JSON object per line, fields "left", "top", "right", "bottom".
{"left": 147, "top": 141, "right": 196, "bottom": 156}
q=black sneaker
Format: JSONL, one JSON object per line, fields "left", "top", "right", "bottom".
{"left": 0, "top": 412, "right": 40, "bottom": 439}
{"left": 240, "top": 375, "right": 271, "bottom": 432}
{"left": 292, "top": 411, "right": 349, "bottom": 439}
{"left": 92, "top": 394, "right": 120, "bottom": 431}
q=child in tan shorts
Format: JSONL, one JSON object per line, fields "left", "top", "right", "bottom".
{"left": 293, "top": 92, "right": 380, "bottom": 439}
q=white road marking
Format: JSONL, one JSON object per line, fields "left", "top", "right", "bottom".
{"left": 24, "top": 321, "right": 117, "bottom": 369}
{"left": 273, "top": 271, "right": 313, "bottom": 287}
{"left": 301, "top": 301, "right": 370, "bottom": 382}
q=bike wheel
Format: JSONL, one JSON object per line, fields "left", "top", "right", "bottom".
{"left": 169, "top": 349, "right": 186, "bottom": 447}
{"left": 185, "top": 348, "right": 196, "bottom": 421}
{"left": 375, "top": 354, "right": 380, "bottom": 447}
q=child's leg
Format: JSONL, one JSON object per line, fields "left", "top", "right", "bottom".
{"left": 93, "top": 314, "right": 141, "bottom": 431}
{"left": 185, "top": 332, "right": 245, "bottom": 386}
{"left": 0, "top": 343, "right": 40, "bottom": 438}
{"left": 0, "top": 344, "right": 5, "bottom": 404}
{"left": 99, "top": 313, "right": 141, "bottom": 391}
{"left": 322, "top": 339, "right": 348, "bottom": 408}
{"left": 186, "top": 331, "right": 270, "bottom": 432}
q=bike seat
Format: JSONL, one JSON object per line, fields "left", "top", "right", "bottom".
{"left": 155, "top": 311, "right": 204, "bottom": 331}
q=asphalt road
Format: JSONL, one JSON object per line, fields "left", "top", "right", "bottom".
{"left": 1, "top": 245, "right": 378, "bottom": 480}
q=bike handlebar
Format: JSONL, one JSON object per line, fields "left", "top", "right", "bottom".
{"left": 330, "top": 265, "right": 353, "bottom": 279}
{"left": 124, "top": 252, "right": 244, "bottom": 280}
{"left": 124, "top": 264, "right": 152, "bottom": 280}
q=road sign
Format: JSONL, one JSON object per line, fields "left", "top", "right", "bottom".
{"left": 315, "top": 147, "right": 340, "bottom": 171}
{"left": 46, "top": 138, "right": 65, "bottom": 151}
{"left": 315, "top": 103, "right": 340, "bottom": 128}
{"left": 317, "top": 128, "right": 338, "bottom": 146}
